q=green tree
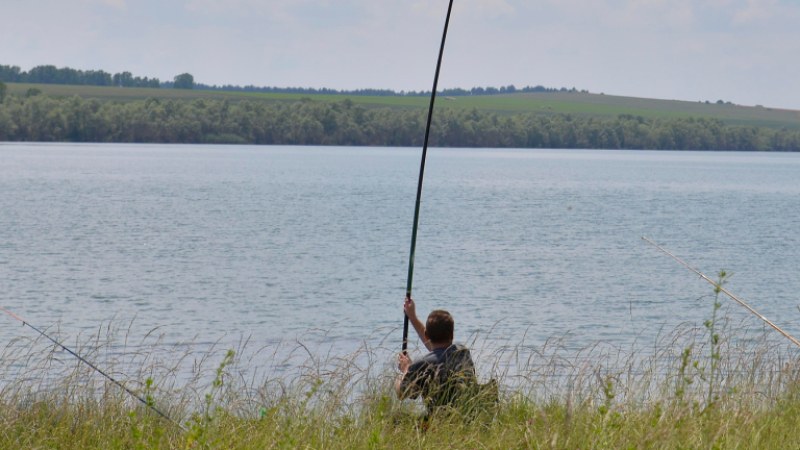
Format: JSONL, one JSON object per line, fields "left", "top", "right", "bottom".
{"left": 114, "top": 71, "right": 134, "bottom": 87}
{"left": 0, "top": 64, "right": 23, "bottom": 82}
{"left": 0, "top": 107, "right": 14, "bottom": 139}
{"left": 173, "top": 73, "right": 195, "bottom": 89}
{"left": 0, "top": 80, "right": 6, "bottom": 103}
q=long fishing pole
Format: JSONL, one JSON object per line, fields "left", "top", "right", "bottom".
{"left": 0, "top": 306, "right": 186, "bottom": 430}
{"left": 404, "top": 0, "right": 456, "bottom": 352}
{"left": 642, "top": 236, "right": 800, "bottom": 349}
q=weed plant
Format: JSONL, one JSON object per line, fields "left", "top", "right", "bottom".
{"left": 2, "top": 284, "right": 800, "bottom": 448}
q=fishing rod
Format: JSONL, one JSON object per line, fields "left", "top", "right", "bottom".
{"left": 642, "top": 236, "right": 800, "bottom": 349}
{"left": 0, "top": 306, "right": 186, "bottom": 430}
{"left": 404, "top": 0, "right": 456, "bottom": 352}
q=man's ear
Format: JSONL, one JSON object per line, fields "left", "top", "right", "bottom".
{"left": 424, "top": 329, "right": 433, "bottom": 344}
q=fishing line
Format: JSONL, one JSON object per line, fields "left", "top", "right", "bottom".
{"left": 642, "top": 236, "right": 800, "bottom": 349}
{"left": 403, "top": 0, "right": 456, "bottom": 352}
{"left": 0, "top": 306, "right": 186, "bottom": 430}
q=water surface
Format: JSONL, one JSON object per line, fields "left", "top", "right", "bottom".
{"left": 2, "top": 143, "right": 800, "bottom": 378}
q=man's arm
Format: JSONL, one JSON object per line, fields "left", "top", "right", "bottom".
{"left": 404, "top": 296, "right": 432, "bottom": 351}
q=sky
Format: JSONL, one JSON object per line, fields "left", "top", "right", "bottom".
{"left": 2, "top": 0, "right": 799, "bottom": 109}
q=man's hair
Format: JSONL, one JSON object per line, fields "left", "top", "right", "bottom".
{"left": 426, "top": 310, "right": 454, "bottom": 344}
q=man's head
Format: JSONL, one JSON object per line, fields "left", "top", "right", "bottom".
{"left": 425, "top": 309, "right": 454, "bottom": 345}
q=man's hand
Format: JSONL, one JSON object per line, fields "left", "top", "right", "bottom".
{"left": 395, "top": 351, "right": 412, "bottom": 398}
{"left": 403, "top": 296, "right": 418, "bottom": 321}
{"left": 397, "top": 351, "right": 411, "bottom": 373}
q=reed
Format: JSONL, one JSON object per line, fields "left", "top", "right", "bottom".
{"left": 1, "top": 307, "right": 800, "bottom": 449}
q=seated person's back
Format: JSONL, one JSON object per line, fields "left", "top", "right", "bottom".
{"left": 400, "top": 342, "right": 476, "bottom": 412}
{"left": 396, "top": 300, "right": 478, "bottom": 414}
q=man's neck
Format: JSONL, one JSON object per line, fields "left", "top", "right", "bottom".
{"left": 430, "top": 341, "right": 453, "bottom": 350}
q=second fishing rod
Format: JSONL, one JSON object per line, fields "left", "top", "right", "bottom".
{"left": 642, "top": 237, "right": 800, "bottom": 349}
{"left": 0, "top": 306, "right": 186, "bottom": 431}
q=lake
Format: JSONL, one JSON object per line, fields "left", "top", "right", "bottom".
{"left": 2, "top": 143, "right": 800, "bottom": 382}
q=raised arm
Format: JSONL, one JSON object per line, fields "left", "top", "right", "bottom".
{"left": 404, "top": 296, "right": 432, "bottom": 351}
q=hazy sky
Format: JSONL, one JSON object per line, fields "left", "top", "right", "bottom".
{"left": 3, "top": 0, "right": 799, "bottom": 109}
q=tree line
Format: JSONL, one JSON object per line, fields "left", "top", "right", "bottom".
{"left": 1, "top": 64, "right": 583, "bottom": 97}
{"left": 195, "top": 83, "right": 584, "bottom": 97}
{"left": 1, "top": 91, "right": 799, "bottom": 151}
{"left": 0, "top": 64, "right": 162, "bottom": 88}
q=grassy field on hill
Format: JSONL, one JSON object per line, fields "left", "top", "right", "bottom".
{"left": 8, "top": 82, "right": 800, "bottom": 130}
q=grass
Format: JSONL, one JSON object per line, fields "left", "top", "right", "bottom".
{"left": 3, "top": 272, "right": 800, "bottom": 449}
{"left": 7, "top": 82, "right": 800, "bottom": 130}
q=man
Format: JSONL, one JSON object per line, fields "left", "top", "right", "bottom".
{"left": 395, "top": 296, "right": 477, "bottom": 415}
